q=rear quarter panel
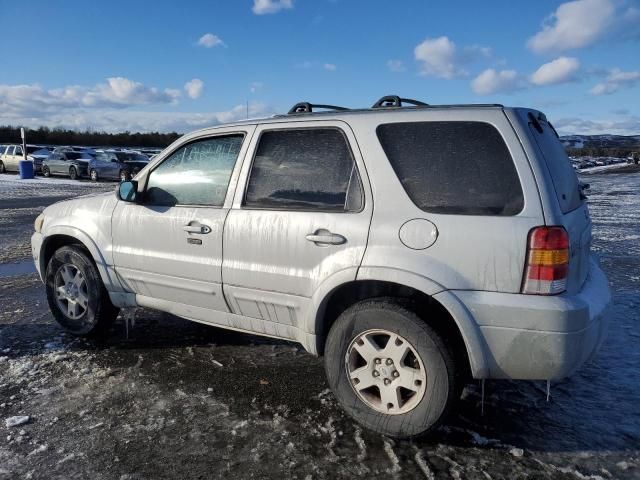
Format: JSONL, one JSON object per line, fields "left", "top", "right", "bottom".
{"left": 347, "top": 108, "right": 545, "bottom": 293}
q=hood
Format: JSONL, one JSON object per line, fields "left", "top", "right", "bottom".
{"left": 43, "top": 191, "right": 118, "bottom": 222}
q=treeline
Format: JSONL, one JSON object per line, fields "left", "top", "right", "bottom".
{"left": 0, "top": 126, "right": 181, "bottom": 148}
{"left": 566, "top": 147, "right": 639, "bottom": 159}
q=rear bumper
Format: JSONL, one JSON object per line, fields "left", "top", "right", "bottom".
{"left": 452, "top": 257, "right": 611, "bottom": 380}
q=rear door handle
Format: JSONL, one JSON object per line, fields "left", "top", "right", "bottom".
{"left": 305, "top": 231, "right": 346, "bottom": 245}
{"left": 183, "top": 224, "right": 211, "bottom": 234}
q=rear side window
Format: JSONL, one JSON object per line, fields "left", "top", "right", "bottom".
{"left": 145, "top": 135, "right": 244, "bottom": 206}
{"left": 377, "top": 121, "right": 524, "bottom": 215}
{"left": 527, "top": 119, "right": 582, "bottom": 213}
{"left": 244, "top": 128, "right": 363, "bottom": 211}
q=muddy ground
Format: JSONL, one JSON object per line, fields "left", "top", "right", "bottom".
{"left": 0, "top": 172, "right": 639, "bottom": 479}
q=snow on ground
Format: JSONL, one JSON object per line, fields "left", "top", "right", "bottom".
{"left": 578, "top": 162, "right": 632, "bottom": 174}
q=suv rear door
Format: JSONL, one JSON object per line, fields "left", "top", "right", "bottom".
{"left": 517, "top": 110, "right": 591, "bottom": 294}
{"left": 222, "top": 121, "right": 372, "bottom": 334}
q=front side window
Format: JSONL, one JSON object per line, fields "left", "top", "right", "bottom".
{"left": 377, "top": 121, "right": 524, "bottom": 216}
{"left": 145, "top": 135, "right": 244, "bottom": 207}
{"left": 244, "top": 128, "right": 363, "bottom": 211}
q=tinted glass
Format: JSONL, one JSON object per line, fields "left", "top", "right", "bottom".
{"left": 14, "top": 146, "right": 23, "bottom": 156}
{"left": 244, "top": 128, "right": 362, "bottom": 211}
{"left": 528, "top": 122, "right": 582, "bottom": 213}
{"left": 145, "top": 135, "right": 244, "bottom": 206}
{"left": 65, "top": 152, "right": 83, "bottom": 160}
{"left": 377, "top": 121, "right": 524, "bottom": 216}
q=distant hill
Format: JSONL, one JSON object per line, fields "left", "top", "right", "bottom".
{"left": 560, "top": 134, "right": 640, "bottom": 149}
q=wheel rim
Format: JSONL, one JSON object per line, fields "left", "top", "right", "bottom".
{"left": 43, "top": 167, "right": 49, "bottom": 176}
{"left": 70, "top": 168, "right": 77, "bottom": 179}
{"left": 54, "top": 264, "right": 89, "bottom": 320}
{"left": 91, "top": 170, "right": 97, "bottom": 181}
{"left": 345, "top": 329, "right": 427, "bottom": 415}
{"left": 120, "top": 171, "right": 127, "bottom": 181}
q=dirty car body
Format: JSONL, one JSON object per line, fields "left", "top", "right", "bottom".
{"left": 31, "top": 99, "right": 611, "bottom": 438}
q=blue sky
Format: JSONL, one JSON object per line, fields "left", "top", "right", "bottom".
{"left": 0, "top": 0, "right": 639, "bottom": 134}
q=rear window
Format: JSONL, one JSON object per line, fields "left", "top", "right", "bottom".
{"left": 377, "top": 121, "right": 524, "bottom": 216}
{"left": 527, "top": 117, "right": 582, "bottom": 213}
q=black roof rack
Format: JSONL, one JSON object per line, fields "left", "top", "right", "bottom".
{"left": 288, "top": 102, "right": 349, "bottom": 114}
{"left": 372, "top": 95, "right": 428, "bottom": 109}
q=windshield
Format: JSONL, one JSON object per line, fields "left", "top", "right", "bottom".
{"left": 65, "top": 152, "right": 84, "bottom": 160}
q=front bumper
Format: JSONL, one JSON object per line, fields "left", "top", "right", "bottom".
{"left": 31, "top": 232, "right": 44, "bottom": 281}
{"left": 452, "top": 256, "right": 611, "bottom": 380}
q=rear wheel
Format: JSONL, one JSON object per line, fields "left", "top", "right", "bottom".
{"left": 119, "top": 169, "right": 130, "bottom": 182}
{"left": 324, "top": 298, "right": 456, "bottom": 439}
{"left": 69, "top": 166, "right": 78, "bottom": 180}
{"left": 90, "top": 169, "right": 99, "bottom": 182}
{"left": 45, "top": 246, "right": 118, "bottom": 337}
{"left": 42, "top": 166, "right": 51, "bottom": 177}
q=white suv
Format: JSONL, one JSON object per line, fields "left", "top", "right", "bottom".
{"left": 31, "top": 97, "right": 611, "bottom": 438}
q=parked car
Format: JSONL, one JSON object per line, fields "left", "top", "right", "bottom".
{"left": 31, "top": 96, "right": 610, "bottom": 439}
{"left": 42, "top": 148, "right": 93, "bottom": 179}
{"left": 0, "top": 144, "right": 27, "bottom": 173}
{"left": 88, "top": 150, "right": 149, "bottom": 182}
{"left": 26, "top": 145, "right": 53, "bottom": 173}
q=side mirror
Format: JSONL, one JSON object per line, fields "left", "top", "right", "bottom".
{"left": 118, "top": 180, "right": 139, "bottom": 203}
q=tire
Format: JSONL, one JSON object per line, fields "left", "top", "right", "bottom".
{"left": 42, "top": 166, "right": 50, "bottom": 177}
{"left": 90, "top": 169, "right": 99, "bottom": 182}
{"left": 0, "top": 161, "right": 5, "bottom": 174}
{"left": 69, "top": 166, "right": 78, "bottom": 180}
{"left": 324, "top": 298, "right": 456, "bottom": 439}
{"left": 119, "top": 169, "right": 130, "bottom": 182}
{"left": 45, "top": 245, "right": 119, "bottom": 337}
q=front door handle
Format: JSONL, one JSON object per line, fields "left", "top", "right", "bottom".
{"left": 183, "top": 223, "right": 211, "bottom": 234}
{"left": 305, "top": 230, "right": 346, "bottom": 245}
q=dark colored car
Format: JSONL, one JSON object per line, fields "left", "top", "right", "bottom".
{"left": 88, "top": 150, "right": 149, "bottom": 182}
{"left": 42, "top": 148, "right": 94, "bottom": 180}
{"left": 27, "top": 146, "right": 53, "bottom": 173}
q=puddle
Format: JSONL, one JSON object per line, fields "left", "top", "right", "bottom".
{"left": 0, "top": 260, "right": 37, "bottom": 278}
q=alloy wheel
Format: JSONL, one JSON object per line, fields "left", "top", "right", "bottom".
{"left": 54, "top": 264, "right": 89, "bottom": 320}
{"left": 345, "top": 329, "right": 427, "bottom": 415}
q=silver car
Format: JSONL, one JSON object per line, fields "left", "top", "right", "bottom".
{"left": 31, "top": 97, "right": 611, "bottom": 438}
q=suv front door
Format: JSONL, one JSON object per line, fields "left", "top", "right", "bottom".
{"left": 222, "top": 121, "right": 372, "bottom": 336}
{"left": 112, "top": 127, "right": 255, "bottom": 320}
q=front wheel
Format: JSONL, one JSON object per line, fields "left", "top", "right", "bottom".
{"left": 324, "top": 299, "right": 456, "bottom": 439}
{"left": 119, "top": 169, "right": 130, "bottom": 182}
{"left": 42, "top": 166, "right": 51, "bottom": 177}
{"left": 45, "top": 246, "right": 119, "bottom": 336}
{"left": 0, "top": 161, "right": 5, "bottom": 174}
{"left": 90, "top": 169, "right": 99, "bottom": 182}
{"left": 69, "top": 166, "right": 78, "bottom": 180}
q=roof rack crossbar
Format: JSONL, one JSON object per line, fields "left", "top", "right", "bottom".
{"left": 288, "top": 102, "right": 349, "bottom": 114}
{"left": 372, "top": 95, "right": 428, "bottom": 109}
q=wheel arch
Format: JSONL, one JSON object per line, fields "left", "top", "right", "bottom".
{"left": 314, "top": 277, "right": 488, "bottom": 379}
{"left": 41, "top": 227, "right": 122, "bottom": 292}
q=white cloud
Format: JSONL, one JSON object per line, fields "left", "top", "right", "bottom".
{"left": 0, "top": 77, "right": 181, "bottom": 115}
{"left": 252, "top": 0, "right": 293, "bottom": 15}
{"left": 414, "top": 36, "right": 490, "bottom": 79}
{"left": 527, "top": 0, "right": 619, "bottom": 53}
{"left": 197, "top": 33, "right": 225, "bottom": 48}
{"left": 530, "top": 57, "right": 580, "bottom": 85}
{"left": 323, "top": 63, "right": 337, "bottom": 71}
{"left": 471, "top": 69, "right": 522, "bottom": 95}
{"left": 184, "top": 79, "right": 204, "bottom": 99}
{"left": 590, "top": 68, "right": 640, "bottom": 95}
{"left": 386, "top": 59, "right": 406, "bottom": 72}
{"left": 0, "top": 103, "right": 274, "bottom": 134}
{"left": 554, "top": 115, "right": 640, "bottom": 135}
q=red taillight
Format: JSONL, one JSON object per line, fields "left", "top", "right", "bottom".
{"left": 522, "top": 226, "right": 569, "bottom": 295}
